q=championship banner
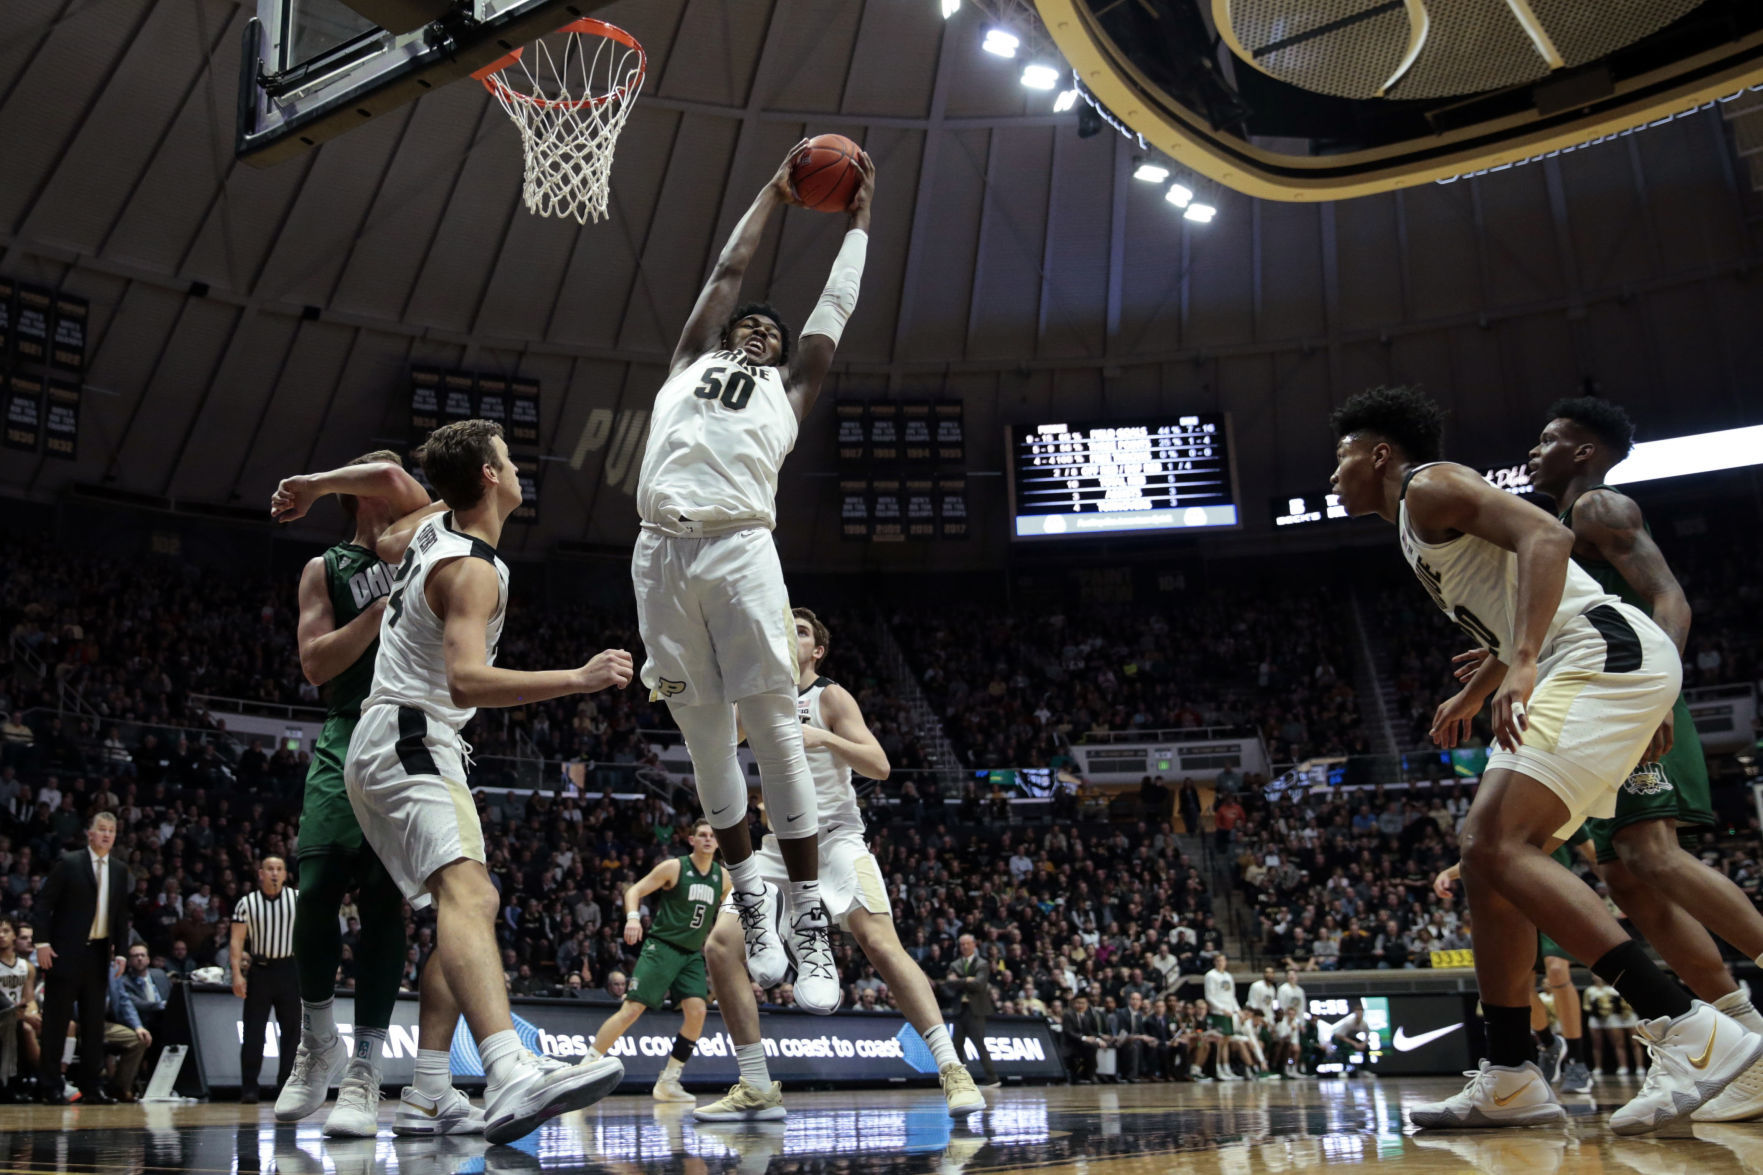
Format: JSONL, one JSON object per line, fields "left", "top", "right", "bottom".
{"left": 905, "top": 476, "right": 936, "bottom": 540}
{"left": 476, "top": 374, "right": 509, "bottom": 428}
{"left": 43, "top": 376, "right": 78, "bottom": 459}
{"left": 840, "top": 477, "right": 871, "bottom": 540}
{"left": 179, "top": 987, "right": 1064, "bottom": 1091}
{"left": 870, "top": 477, "right": 903, "bottom": 543}
{"left": 410, "top": 368, "right": 441, "bottom": 437}
{"left": 937, "top": 475, "right": 968, "bottom": 539}
{"left": 901, "top": 401, "right": 933, "bottom": 464}
{"left": 836, "top": 400, "right": 867, "bottom": 462}
{"left": 866, "top": 402, "right": 900, "bottom": 463}
{"left": 441, "top": 370, "right": 476, "bottom": 424}
{"left": 509, "top": 376, "right": 541, "bottom": 448}
{"left": 14, "top": 284, "right": 51, "bottom": 365}
{"left": 5, "top": 371, "right": 43, "bottom": 452}
{"left": 0, "top": 276, "right": 15, "bottom": 362}
{"left": 514, "top": 463, "right": 540, "bottom": 524}
{"left": 935, "top": 402, "right": 964, "bottom": 464}
{"left": 50, "top": 293, "right": 87, "bottom": 372}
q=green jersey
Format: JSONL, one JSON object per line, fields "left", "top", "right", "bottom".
{"left": 321, "top": 542, "right": 396, "bottom": 718}
{"left": 650, "top": 855, "right": 723, "bottom": 952}
{"left": 1559, "top": 487, "right": 1651, "bottom": 612}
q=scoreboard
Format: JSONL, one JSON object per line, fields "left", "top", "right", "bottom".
{"left": 1008, "top": 414, "right": 1240, "bottom": 540}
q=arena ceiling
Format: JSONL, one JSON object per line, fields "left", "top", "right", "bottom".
{"left": 2, "top": 0, "right": 1762, "bottom": 568}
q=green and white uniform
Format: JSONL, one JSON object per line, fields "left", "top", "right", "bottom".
{"left": 301, "top": 543, "right": 397, "bottom": 856}
{"left": 1561, "top": 488, "right": 1714, "bottom": 864}
{"left": 1537, "top": 825, "right": 1592, "bottom": 967}
{"left": 627, "top": 855, "right": 724, "bottom": 1010}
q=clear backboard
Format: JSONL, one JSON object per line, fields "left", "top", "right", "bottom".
{"left": 236, "top": 0, "right": 611, "bottom": 166}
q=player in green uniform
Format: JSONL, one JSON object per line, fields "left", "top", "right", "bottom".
{"left": 268, "top": 453, "right": 450, "bottom": 1129}
{"left": 1524, "top": 398, "right": 1763, "bottom": 1032}
{"left": 585, "top": 820, "right": 730, "bottom": 1103}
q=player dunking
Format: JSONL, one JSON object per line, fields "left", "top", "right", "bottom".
{"left": 581, "top": 819, "right": 729, "bottom": 1103}
{"left": 269, "top": 452, "right": 472, "bottom": 1136}
{"left": 343, "top": 420, "right": 630, "bottom": 1144}
{"left": 1329, "top": 386, "right": 1763, "bottom": 1134}
{"left": 692, "top": 609, "right": 986, "bottom": 1121}
{"left": 631, "top": 142, "right": 875, "bottom": 1014}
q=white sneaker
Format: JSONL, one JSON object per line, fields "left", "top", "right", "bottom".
{"left": 484, "top": 1053, "right": 623, "bottom": 1145}
{"left": 652, "top": 1073, "right": 696, "bottom": 1104}
{"left": 275, "top": 1033, "right": 349, "bottom": 1123}
{"left": 731, "top": 884, "right": 789, "bottom": 990}
{"left": 785, "top": 901, "right": 841, "bottom": 1014}
{"left": 1408, "top": 1060, "right": 1566, "bottom": 1129}
{"left": 322, "top": 1059, "right": 383, "bottom": 1137}
{"left": 939, "top": 1063, "right": 985, "bottom": 1116}
{"left": 393, "top": 1086, "right": 487, "bottom": 1135}
{"left": 1188, "top": 1066, "right": 1204, "bottom": 1081}
{"left": 692, "top": 1079, "right": 788, "bottom": 1122}
{"left": 1617, "top": 1066, "right": 1631, "bottom": 1076}
{"left": 1613, "top": 1002, "right": 1763, "bottom": 1134}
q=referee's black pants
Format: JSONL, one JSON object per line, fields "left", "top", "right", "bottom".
{"left": 240, "top": 958, "right": 301, "bottom": 1094}
{"left": 951, "top": 1008, "right": 998, "bottom": 1082}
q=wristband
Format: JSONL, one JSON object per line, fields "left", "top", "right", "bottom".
{"left": 626, "top": 912, "right": 641, "bottom": 920}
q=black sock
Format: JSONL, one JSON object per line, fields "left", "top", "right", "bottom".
{"left": 1536, "top": 1025, "right": 1556, "bottom": 1049}
{"left": 1568, "top": 1033, "right": 1588, "bottom": 1065}
{"left": 1485, "top": 1005, "right": 1535, "bottom": 1069}
{"left": 1593, "top": 941, "right": 1694, "bottom": 1021}
{"left": 671, "top": 1035, "right": 697, "bottom": 1064}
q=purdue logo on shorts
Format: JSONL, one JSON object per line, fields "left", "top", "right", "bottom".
{"left": 655, "top": 678, "right": 687, "bottom": 697}
{"left": 1624, "top": 762, "right": 1673, "bottom": 796}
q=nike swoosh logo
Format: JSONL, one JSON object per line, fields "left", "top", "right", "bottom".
{"left": 786, "top": 812, "right": 803, "bottom": 822}
{"left": 712, "top": 805, "right": 730, "bottom": 816}
{"left": 1491, "top": 1078, "right": 1535, "bottom": 1107}
{"left": 1392, "top": 1024, "right": 1462, "bottom": 1052}
{"left": 1692, "top": 1023, "right": 1718, "bottom": 1069}
{"left": 402, "top": 1098, "right": 439, "bottom": 1118}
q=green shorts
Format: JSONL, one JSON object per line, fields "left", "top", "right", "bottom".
{"left": 299, "top": 713, "right": 367, "bottom": 856}
{"left": 1205, "top": 1013, "right": 1234, "bottom": 1035}
{"left": 1536, "top": 835, "right": 1585, "bottom": 969}
{"left": 1585, "top": 695, "right": 1712, "bottom": 865}
{"left": 627, "top": 936, "right": 708, "bottom": 1009}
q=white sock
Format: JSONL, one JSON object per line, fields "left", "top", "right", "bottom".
{"left": 662, "top": 1057, "right": 684, "bottom": 1079}
{"left": 302, "top": 999, "right": 336, "bottom": 1041}
{"left": 922, "top": 1023, "right": 960, "bottom": 1070}
{"left": 352, "top": 1028, "right": 387, "bottom": 1074}
{"left": 414, "top": 1049, "right": 451, "bottom": 1098}
{"left": 479, "top": 1030, "right": 528, "bottom": 1088}
{"left": 586, "top": 1045, "right": 604, "bottom": 1062}
{"left": 63, "top": 1037, "right": 77, "bottom": 1064}
{"left": 787, "top": 879, "right": 823, "bottom": 918}
{"left": 728, "top": 857, "right": 762, "bottom": 897}
{"left": 1715, "top": 989, "right": 1763, "bottom": 1033}
{"left": 736, "top": 1042, "right": 770, "bottom": 1088}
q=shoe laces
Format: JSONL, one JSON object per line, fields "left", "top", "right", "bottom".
{"left": 734, "top": 890, "right": 775, "bottom": 956}
{"left": 287, "top": 1038, "right": 333, "bottom": 1084}
{"left": 1451, "top": 1062, "right": 1497, "bottom": 1102}
{"left": 791, "top": 908, "right": 836, "bottom": 982}
{"left": 1632, "top": 1030, "right": 1674, "bottom": 1098}
{"left": 337, "top": 1064, "right": 381, "bottom": 1110}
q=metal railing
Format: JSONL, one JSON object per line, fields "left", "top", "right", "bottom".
{"left": 1079, "top": 724, "right": 1258, "bottom": 744}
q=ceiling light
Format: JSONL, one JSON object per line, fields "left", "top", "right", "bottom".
{"left": 982, "top": 29, "right": 1019, "bottom": 57}
{"left": 1134, "top": 162, "right": 1169, "bottom": 183}
{"left": 1053, "top": 88, "right": 1078, "bottom": 113}
{"left": 1184, "top": 202, "right": 1217, "bottom": 222}
{"left": 1020, "top": 63, "right": 1059, "bottom": 90}
{"left": 1164, "top": 183, "right": 1192, "bottom": 208}
{"left": 941, "top": 0, "right": 960, "bottom": 17}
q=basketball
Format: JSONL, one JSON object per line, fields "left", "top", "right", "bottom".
{"left": 790, "top": 134, "right": 863, "bottom": 213}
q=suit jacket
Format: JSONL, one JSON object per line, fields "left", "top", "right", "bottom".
{"left": 947, "top": 953, "right": 994, "bottom": 1017}
{"left": 32, "top": 849, "right": 131, "bottom": 968}
{"left": 1061, "top": 1008, "right": 1102, "bottom": 1048}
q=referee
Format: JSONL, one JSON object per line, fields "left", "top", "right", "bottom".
{"left": 231, "top": 856, "right": 299, "bottom": 1104}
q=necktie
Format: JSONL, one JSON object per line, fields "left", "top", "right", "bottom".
{"left": 90, "top": 856, "right": 108, "bottom": 941}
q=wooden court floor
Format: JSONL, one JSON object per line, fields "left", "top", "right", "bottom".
{"left": 1, "top": 1077, "right": 1759, "bottom": 1174}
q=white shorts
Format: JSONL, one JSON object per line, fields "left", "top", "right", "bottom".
{"left": 723, "top": 829, "right": 892, "bottom": 929}
{"left": 632, "top": 526, "right": 796, "bottom": 707}
{"left": 1486, "top": 602, "right": 1681, "bottom": 839}
{"left": 344, "top": 703, "right": 486, "bottom": 906}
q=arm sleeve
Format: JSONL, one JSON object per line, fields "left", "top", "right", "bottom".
{"left": 800, "top": 230, "right": 868, "bottom": 346}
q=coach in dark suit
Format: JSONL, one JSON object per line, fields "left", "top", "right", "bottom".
{"left": 32, "top": 811, "right": 130, "bottom": 1103}
{"left": 946, "top": 934, "right": 1000, "bottom": 1088}
{"left": 1061, "top": 993, "right": 1103, "bottom": 1084}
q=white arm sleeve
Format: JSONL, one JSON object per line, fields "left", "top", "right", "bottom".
{"left": 801, "top": 229, "right": 868, "bottom": 346}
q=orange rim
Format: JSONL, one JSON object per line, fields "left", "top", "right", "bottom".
{"left": 472, "top": 18, "right": 646, "bottom": 110}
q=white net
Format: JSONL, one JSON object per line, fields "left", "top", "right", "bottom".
{"left": 477, "top": 20, "right": 645, "bottom": 225}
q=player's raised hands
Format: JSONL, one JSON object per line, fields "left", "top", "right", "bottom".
{"left": 846, "top": 149, "right": 876, "bottom": 222}
{"left": 270, "top": 474, "right": 321, "bottom": 523}
{"left": 579, "top": 648, "right": 634, "bottom": 693}
{"left": 770, "top": 140, "right": 809, "bottom": 207}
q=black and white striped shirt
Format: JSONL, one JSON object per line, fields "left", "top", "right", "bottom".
{"left": 233, "top": 888, "right": 298, "bottom": 960}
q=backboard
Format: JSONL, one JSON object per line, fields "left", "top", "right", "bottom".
{"left": 236, "top": 0, "right": 614, "bottom": 167}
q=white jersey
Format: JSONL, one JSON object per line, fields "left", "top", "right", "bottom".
{"left": 1398, "top": 463, "right": 1617, "bottom": 660}
{"left": 636, "top": 349, "right": 797, "bottom": 536}
{"left": 1276, "top": 981, "right": 1307, "bottom": 1020}
{"left": 796, "top": 677, "right": 864, "bottom": 836}
{"left": 365, "top": 512, "right": 509, "bottom": 733}
{"left": 0, "top": 954, "right": 28, "bottom": 1010}
{"left": 1204, "top": 969, "right": 1240, "bottom": 1016}
{"left": 1246, "top": 978, "right": 1277, "bottom": 1015}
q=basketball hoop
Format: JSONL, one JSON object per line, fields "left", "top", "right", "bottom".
{"left": 473, "top": 18, "right": 645, "bottom": 225}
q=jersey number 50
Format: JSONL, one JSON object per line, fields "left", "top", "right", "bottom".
{"left": 693, "top": 366, "right": 756, "bottom": 411}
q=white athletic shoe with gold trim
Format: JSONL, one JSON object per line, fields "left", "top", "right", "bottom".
{"left": 1610, "top": 1001, "right": 1763, "bottom": 1130}
{"left": 652, "top": 1073, "right": 696, "bottom": 1104}
{"left": 1408, "top": 1060, "right": 1566, "bottom": 1129}
{"left": 693, "top": 1079, "right": 787, "bottom": 1122}
{"left": 393, "top": 1086, "right": 487, "bottom": 1135}
{"left": 939, "top": 1063, "right": 986, "bottom": 1115}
